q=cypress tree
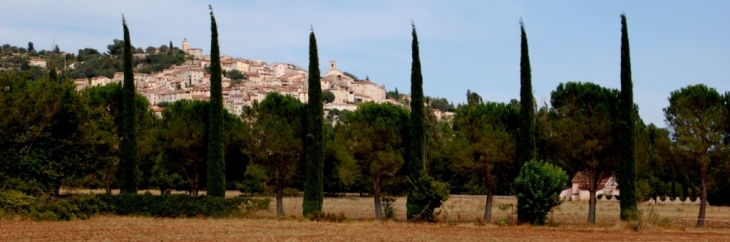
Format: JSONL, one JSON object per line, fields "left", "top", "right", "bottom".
{"left": 619, "top": 13, "right": 638, "bottom": 220}
{"left": 303, "top": 29, "right": 324, "bottom": 215}
{"left": 119, "top": 16, "right": 139, "bottom": 194}
{"left": 517, "top": 19, "right": 536, "bottom": 166}
{"left": 406, "top": 23, "right": 426, "bottom": 219}
{"left": 206, "top": 5, "right": 225, "bottom": 197}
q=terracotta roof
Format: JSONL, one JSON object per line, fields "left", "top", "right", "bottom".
{"left": 571, "top": 172, "right": 615, "bottom": 191}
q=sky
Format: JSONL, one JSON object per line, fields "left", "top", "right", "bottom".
{"left": 1, "top": 0, "right": 728, "bottom": 126}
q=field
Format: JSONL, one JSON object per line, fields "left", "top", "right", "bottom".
{"left": 5, "top": 192, "right": 730, "bottom": 241}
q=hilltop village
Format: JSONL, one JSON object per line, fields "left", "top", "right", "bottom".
{"left": 71, "top": 39, "right": 397, "bottom": 117}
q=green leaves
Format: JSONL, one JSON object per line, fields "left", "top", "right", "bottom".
{"left": 515, "top": 160, "right": 568, "bottom": 225}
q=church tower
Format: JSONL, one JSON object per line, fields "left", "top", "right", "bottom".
{"left": 182, "top": 38, "right": 189, "bottom": 51}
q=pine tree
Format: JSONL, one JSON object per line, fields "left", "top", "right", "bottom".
{"left": 517, "top": 19, "right": 536, "bottom": 166}
{"left": 206, "top": 5, "right": 225, "bottom": 197}
{"left": 119, "top": 16, "right": 139, "bottom": 194}
{"left": 303, "top": 29, "right": 324, "bottom": 216}
{"left": 406, "top": 22, "right": 427, "bottom": 220}
{"left": 619, "top": 13, "right": 638, "bottom": 220}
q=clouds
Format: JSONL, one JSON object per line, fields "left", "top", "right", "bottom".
{"left": 1, "top": 0, "right": 729, "bottom": 126}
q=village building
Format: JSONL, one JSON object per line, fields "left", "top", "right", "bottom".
{"left": 560, "top": 172, "right": 620, "bottom": 201}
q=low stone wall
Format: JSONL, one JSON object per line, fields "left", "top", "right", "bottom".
{"left": 449, "top": 195, "right": 516, "bottom": 200}
{"left": 649, "top": 197, "right": 701, "bottom": 205}
{"left": 596, "top": 196, "right": 620, "bottom": 202}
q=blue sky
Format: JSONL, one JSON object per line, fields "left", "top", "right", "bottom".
{"left": 1, "top": 0, "right": 728, "bottom": 126}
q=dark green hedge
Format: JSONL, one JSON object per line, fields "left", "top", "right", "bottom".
{"left": 0, "top": 190, "right": 270, "bottom": 221}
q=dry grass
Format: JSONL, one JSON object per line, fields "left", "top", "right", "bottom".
{"left": 252, "top": 195, "right": 730, "bottom": 229}
{"left": 2, "top": 215, "right": 730, "bottom": 241}
{"left": 42, "top": 190, "right": 730, "bottom": 240}
{"left": 61, "top": 189, "right": 730, "bottom": 228}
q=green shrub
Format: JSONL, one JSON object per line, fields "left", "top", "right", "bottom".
{"left": 605, "top": 195, "right": 613, "bottom": 200}
{"left": 406, "top": 170, "right": 449, "bottom": 222}
{"left": 597, "top": 194, "right": 604, "bottom": 199}
{"left": 382, "top": 197, "right": 396, "bottom": 220}
{"left": 514, "top": 160, "right": 568, "bottom": 225}
{"left": 307, "top": 211, "right": 346, "bottom": 222}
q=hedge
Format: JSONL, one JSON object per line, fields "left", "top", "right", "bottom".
{"left": 0, "top": 190, "right": 270, "bottom": 221}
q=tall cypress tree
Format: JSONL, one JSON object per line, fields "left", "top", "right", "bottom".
{"left": 206, "top": 5, "right": 225, "bottom": 197}
{"left": 517, "top": 19, "right": 536, "bottom": 166}
{"left": 303, "top": 29, "right": 324, "bottom": 216}
{"left": 618, "top": 13, "right": 638, "bottom": 220}
{"left": 406, "top": 23, "right": 426, "bottom": 219}
{"left": 119, "top": 16, "right": 139, "bottom": 194}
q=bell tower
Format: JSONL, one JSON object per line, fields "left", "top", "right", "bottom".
{"left": 182, "top": 38, "right": 189, "bottom": 51}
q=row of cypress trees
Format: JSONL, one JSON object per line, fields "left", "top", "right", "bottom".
{"left": 115, "top": 7, "right": 327, "bottom": 213}
{"left": 115, "top": 9, "right": 637, "bottom": 222}
{"left": 514, "top": 15, "right": 637, "bottom": 223}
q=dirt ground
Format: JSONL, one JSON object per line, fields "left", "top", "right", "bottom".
{"left": 2, "top": 216, "right": 730, "bottom": 242}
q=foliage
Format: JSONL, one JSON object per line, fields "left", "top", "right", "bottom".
{"left": 251, "top": 92, "right": 304, "bottom": 216}
{"left": 406, "top": 170, "right": 449, "bottom": 222}
{"left": 157, "top": 100, "right": 210, "bottom": 195}
{"left": 206, "top": 6, "right": 226, "bottom": 197}
{"left": 517, "top": 19, "right": 537, "bottom": 167}
{"left": 303, "top": 30, "right": 325, "bottom": 216}
{"left": 427, "top": 96, "right": 454, "bottom": 112}
{"left": 119, "top": 17, "right": 140, "bottom": 194}
{"left": 0, "top": 190, "right": 270, "bottom": 220}
{"left": 226, "top": 69, "right": 246, "bottom": 81}
{"left": 545, "top": 81, "right": 619, "bottom": 224}
{"left": 322, "top": 90, "right": 335, "bottom": 104}
{"left": 79, "top": 83, "right": 155, "bottom": 193}
{"left": 451, "top": 101, "right": 518, "bottom": 221}
{"left": 0, "top": 71, "right": 87, "bottom": 194}
{"left": 236, "top": 164, "right": 268, "bottom": 196}
{"left": 406, "top": 22, "right": 434, "bottom": 221}
{"left": 335, "top": 102, "right": 409, "bottom": 220}
{"left": 618, "top": 13, "right": 638, "bottom": 220}
{"left": 382, "top": 197, "right": 396, "bottom": 220}
{"left": 514, "top": 160, "right": 568, "bottom": 225}
{"left": 307, "top": 211, "right": 347, "bottom": 222}
{"left": 99, "top": 193, "right": 269, "bottom": 218}
{"left": 466, "top": 90, "right": 482, "bottom": 107}
{"left": 664, "top": 84, "right": 729, "bottom": 227}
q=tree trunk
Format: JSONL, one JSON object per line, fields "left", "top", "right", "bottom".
{"left": 105, "top": 165, "right": 113, "bottom": 195}
{"left": 276, "top": 186, "right": 284, "bottom": 217}
{"left": 697, "top": 169, "right": 708, "bottom": 227}
{"left": 484, "top": 191, "right": 494, "bottom": 222}
{"left": 192, "top": 174, "right": 199, "bottom": 196}
{"left": 374, "top": 176, "right": 383, "bottom": 220}
{"left": 588, "top": 189, "right": 597, "bottom": 224}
